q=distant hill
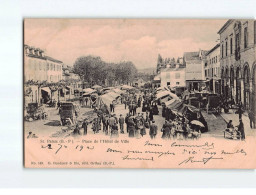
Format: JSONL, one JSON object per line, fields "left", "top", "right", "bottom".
{"left": 137, "top": 67, "right": 155, "bottom": 75}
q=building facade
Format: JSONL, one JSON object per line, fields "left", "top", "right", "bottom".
{"left": 218, "top": 19, "right": 256, "bottom": 118}
{"left": 205, "top": 43, "right": 221, "bottom": 94}
{"left": 24, "top": 45, "right": 63, "bottom": 104}
{"left": 160, "top": 64, "right": 186, "bottom": 89}
{"left": 184, "top": 50, "right": 207, "bottom": 91}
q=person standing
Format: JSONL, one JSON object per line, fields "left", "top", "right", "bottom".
{"left": 149, "top": 120, "right": 157, "bottom": 139}
{"left": 110, "top": 103, "right": 113, "bottom": 112}
{"left": 119, "top": 114, "right": 125, "bottom": 134}
{"left": 125, "top": 113, "right": 130, "bottom": 133}
{"left": 84, "top": 97, "right": 88, "bottom": 106}
{"left": 102, "top": 114, "right": 107, "bottom": 133}
{"left": 111, "top": 122, "right": 119, "bottom": 138}
{"left": 124, "top": 98, "right": 127, "bottom": 110}
{"left": 108, "top": 115, "right": 116, "bottom": 132}
{"left": 249, "top": 110, "right": 255, "bottom": 129}
{"left": 128, "top": 117, "right": 136, "bottom": 137}
{"left": 161, "top": 120, "right": 171, "bottom": 139}
{"left": 82, "top": 119, "right": 88, "bottom": 135}
{"left": 237, "top": 119, "right": 245, "bottom": 140}
{"left": 112, "top": 100, "right": 116, "bottom": 112}
{"left": 236, "top": 102, "right": 244, "bottom": 120}
{"left": 149, "top": 108, "right": 154, "bottom": 122}
{"left": 105, "top": 114, "right": 110, "bottom": 135}
{"left": 73, "top": 124, "right": 81, "bottom": 135}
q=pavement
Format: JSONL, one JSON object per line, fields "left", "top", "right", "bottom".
{"left": 220, "top": 108, "right": 256, "bottom": 137}
{"left": 25, "top": 99, "right": 254, "bottom": 140}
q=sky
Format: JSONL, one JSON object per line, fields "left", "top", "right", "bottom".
{"left": 24, "top": 19, "right": 226, "bottom": 70}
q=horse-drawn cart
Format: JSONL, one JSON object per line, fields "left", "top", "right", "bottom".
{"left": 206, "top": 94, "right": 221, "bottom": 114}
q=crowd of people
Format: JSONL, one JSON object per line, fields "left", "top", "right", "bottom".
{"left": 71, "top": 89, "right": 203, "bottom": 140}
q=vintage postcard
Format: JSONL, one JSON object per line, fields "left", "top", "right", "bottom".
{"left": 24, "top": 19, "right": 256, "bottom": 168}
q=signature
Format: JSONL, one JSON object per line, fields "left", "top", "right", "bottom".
{"left": 178, "top": 156, "right": 223, "bottom": 165}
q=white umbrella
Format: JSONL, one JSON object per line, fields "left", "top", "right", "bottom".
{"left": 191, "top": 120, "right": 205, "bottom": 127}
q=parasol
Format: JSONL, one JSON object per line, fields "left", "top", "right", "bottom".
{"left": 91, "top": 85, "right": 102, "bottom": 89}
{"left": 191, "top": 120, "right": 205, "bottom": 127}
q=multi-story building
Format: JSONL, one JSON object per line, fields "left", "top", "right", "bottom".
{"left": 62, "top": 65, "right": 83, "bottom": 98}
{"left": 160, "top": 64, "right": 186, "bottom": 89}
{"left": 184, "top": 50, "right": 208, "bottom": 91}
{"left": 24, "top": 44, "right": 63, "bottom": 104}
{"left": 218, "top": 19, "right": 256, "bottom": 117}
{"left": 205, "top": 43, "right": 221, "bottom": 94}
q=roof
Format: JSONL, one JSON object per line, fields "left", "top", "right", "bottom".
{"left": 217, "top": 19, "right": 234, "bottom": 34}
{"left": 27, "top": 54, "right": 46, "bottom": 60}
{"left": 184, "top": 51, "right": 200, "bottom": 61}
{"left": 45, "top": 56, "right": 63, "bottom": 63}
{"left": 206, "top": 43, "right": 220, "bottom": 56}
{"left": 161, "top": 66, "right": 185, "bottom": 72}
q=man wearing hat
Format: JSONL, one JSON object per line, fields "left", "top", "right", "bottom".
{"left": 237, "top": 119, "right": 245, "bottom": 140}
{"left": 149, "top": 120, "right": 158, "bottom": 139}
{"left": 82, "top": 118, "right": 89, "bottom": 136}
{"left": 119, "top": 114, "right": 125, "bottom": 134}
{"left": 125, "top": 113, "right": 130, "bottom": 133}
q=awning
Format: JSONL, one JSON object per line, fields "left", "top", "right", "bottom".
{"left": 156, "top": 90, "right": 179, "bottom": 100}
{"left": 91, "top": 85, "right": 102, "bottom": 89}
{"left": 106, "top": 92, "right": 120, "bottom": 99}
{"left": 83, "top": 88, "right": 96, "bottom": 93}
{"left": 166, "top": 99, "right": 182, "bottom": 109}
{"left": 41, "top": 87, "right": 51, "bottom": 94}
{"left": 165, "top": 99, "right": 176, "bottom": 106}
{"left": 111, "top": 88, "right": 123, "bottom": 94}
{"left": 121, "top": 85, "right": 134, "bottom": 90}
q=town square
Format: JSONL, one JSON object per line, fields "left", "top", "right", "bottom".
{"left": 24, "top": 19, "right": 256, "bottom": 141}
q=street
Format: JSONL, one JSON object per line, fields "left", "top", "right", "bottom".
{"left": 25, "top": 100, "right": 238, "bottom": 140}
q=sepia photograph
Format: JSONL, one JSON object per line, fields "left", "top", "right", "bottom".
{"left": 23, "top": 19, "right": 256, "bottom": 168}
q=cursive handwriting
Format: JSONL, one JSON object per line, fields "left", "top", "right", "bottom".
{"left": 122, "top": 155, "right": 154, "bottom": 161}
{"left": 178, "top": 156, "right": 223, "bottom": 165}
{"left": 145, "top": 150, "right": 175, "bottom": 158}
{"left": 221, "top": 149, "right": 247, "bottom": 156}
{"left": 171, "top": 142, "right": 214, "bottom": 150}
{"left": 106, "top": 148, "right": 122, "bottom": 153}
{"left": 144, "top": 141, "right": 162, "bottom": 147}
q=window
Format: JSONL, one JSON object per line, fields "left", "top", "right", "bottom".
{"left": 167, "top": 82, "right": 170, "bottom": 86}
{"left": 225, "top": 41, "right": 228, "bottom": 56}
{"left": 175, "top": 73, "right": 180, "bottom": 79}
{"left": 47, "top": 63, "right": 49, "bottom": 70}
{"left": 221, "top": 44, "right": 224, "bottom": 58}
{"left": 230, "top": 37, "right": 233, "bottom": 54}
{"left": 244, "top": 27, "right": 248, "bottom": 48}
{"left": 176, "top": 82, "right": 180, "bottom": 85}
{"left": 235, "top": 33, "right": 240, "bottom": 50}
{"left": 205, "top": 70, "right": 207, "bottom": 77}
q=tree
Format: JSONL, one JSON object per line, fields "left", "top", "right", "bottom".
{"left": 73, "top": 55, "right": 105, "bottom": 87}
{"left": 73, "top": 55, "right": 138, "bottom": 87}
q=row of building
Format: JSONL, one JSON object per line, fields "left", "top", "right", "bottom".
{"left": 154, "top": 19, "right": 256, "bottom": 121}
{"left": 24, "top": 44, "right": 82, "bottom": 105}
